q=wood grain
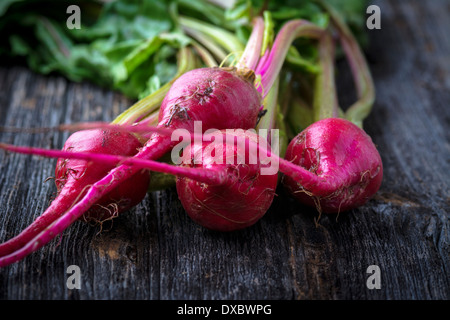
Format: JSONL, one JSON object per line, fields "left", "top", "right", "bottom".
{"left": 0, "top": 0, "right": 448, "bottom": 300}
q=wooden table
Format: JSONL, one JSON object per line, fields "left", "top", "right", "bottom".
{"left": 0, "top": 1, "right": 448, "bottom": 300}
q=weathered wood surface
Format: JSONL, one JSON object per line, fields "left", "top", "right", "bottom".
{"left": 0, "top": 1, "right": 448, "bottom": 300}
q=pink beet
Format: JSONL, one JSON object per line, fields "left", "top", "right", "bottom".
{"left": 176, "top": 129, "right": 278, "bottom": 231}
{"left": 283, "top": 118, "right": 382, "bottom": 213}
{"left": 0, "top": 129, "right": 150, "bottom": 258}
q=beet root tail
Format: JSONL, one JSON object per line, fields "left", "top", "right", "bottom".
{"left": 0, "top": 134, "right": 172, "bottom": 267}
{"left": 0, "top": 187, "right": 79, "bottom": 258}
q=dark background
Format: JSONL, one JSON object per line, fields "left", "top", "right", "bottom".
{"left": 0, "top": 1, "right": 448, "bottom": 300}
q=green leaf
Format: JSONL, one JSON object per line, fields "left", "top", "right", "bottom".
{"left": 285, "top": 46, "right": 320, "bottom": 74}
{"left": 120, "top": 36, "right": 164, "bottom": 81}
{"left": 9, "top": 34, "right": 29, "bottom": 56}
{"left": 0, "top": 0, "right": 23, "bottom": 16}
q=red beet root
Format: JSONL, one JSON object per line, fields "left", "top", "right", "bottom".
{"left": 54, "top": 129, "right": 151, "bottom": 222}
{"left": 176, "top": 130, "right": 278, "bottom": 231}
{"left": 0, "top": 129, "right": 150, "bottom": 258}
{"left": 282, "top": 118, "right": 383, "bottom": 213}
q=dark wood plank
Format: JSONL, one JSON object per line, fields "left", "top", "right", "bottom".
{"left": 0, "top": 0, "right": 448, "bottom": 300}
